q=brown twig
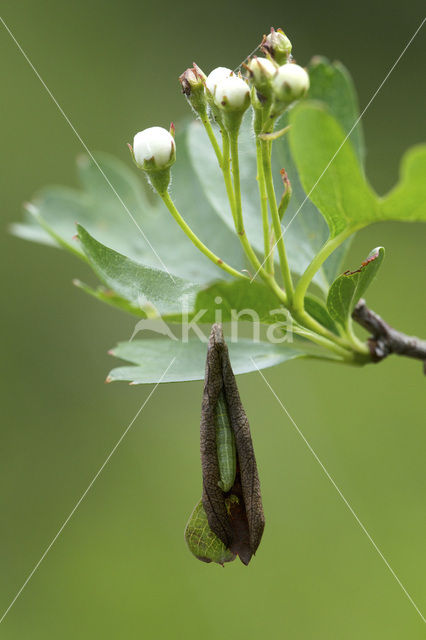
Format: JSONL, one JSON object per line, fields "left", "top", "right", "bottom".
{"left": 352, "top": 299, "right": 426, "bottom": 373}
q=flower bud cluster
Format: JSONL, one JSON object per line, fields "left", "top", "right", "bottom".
{"left": 130, "top": 27, "right": 309, "bottom": 194}
{"left": 247, "top": 56, "right": 309, "bottom": 114}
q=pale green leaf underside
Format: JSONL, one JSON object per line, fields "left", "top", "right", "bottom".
{"left": 76, "top": 225, "right": 291, "bottom": 324}
{"left": 107, "top": 337, "right": 307, "bottom": 384}
{"left": 77, "top": 225, "right": 199, "bottom": 316}
{"left": 12, "top": 136, "right": 247, "bottom": 285}
{"left": 327, "top": 247, "right": 385, "bottom": 326}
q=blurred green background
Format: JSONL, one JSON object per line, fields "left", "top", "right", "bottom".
{"left": 1, "top": 1, "right": 425, "bottom": 638}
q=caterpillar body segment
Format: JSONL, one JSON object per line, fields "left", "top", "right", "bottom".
{"left": 215, "top": 390, "right": 237, "bottom": 492}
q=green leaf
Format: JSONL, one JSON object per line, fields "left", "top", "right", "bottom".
{"left": 194, "top": 279, "right": 285, "bottom": 325}
{"left": 107, "top": 336, "right": 307, "bottom": 384}
{"left": 289, "top": 103, "right": 379, "bottom": 238}
{"left": 76, "top": 225, "right": 292, "bottom": 325}
{"left": 13, "top": 59, "right": 367, "bottom": 298}
{"left": 72, "top": 279, "right": 144, "bottom": 316}
{"left": 304, "top": 294, "right": 339, "bottom": 335}
{"left": 12, "top": 134, "right": 246, "bottom": 284}
{"left": 307, "top": 57, "right": 365, "bottom": 164}
{"left": 326, "top": 247, "right": 385, "bottom": 327}
{"left": 77, "top": 225, "right": 200, "bottom": 316}
{"left": 290, "top": 104, "right": 426, "bottom": 240}
{"left": 380, "top": 145, "right": 426, "bottom": 222}
{"left": 185, "top": 500, "right": 236, "bottom": 565}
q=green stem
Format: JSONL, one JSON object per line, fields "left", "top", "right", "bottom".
{"left": 221, "top": 131, "right": 238, "bottom": 227}
{"left": 344, "top": 319, "right": 370, "bottom": 355}
{"left": 199, "top": 112, "right": 237, "bottom": 227}
{"left": 294, "top": 307, "right": 353, "bottom": 350}
{"left": 254, "top": 110, "right": 273, "bottom": 275}
{"left": 200, "top": 112, "right": 223, "bottom": 166}
{"left": 291, "top": 229, "right": 371, "bottom": 353}
{"left": 260, "top": 137, "right": 294, "bottom": 304}
{"left": 292, "top": 326, "right": 355, "bottom": 360}
{"left": 160, "top": 191, "right": 247, "bottom": 280}
{"left": 293, "top": 230, "right": 352, "bottom": 312}
{"left": 228, "top": 130, "right": 279, "bottom": 290}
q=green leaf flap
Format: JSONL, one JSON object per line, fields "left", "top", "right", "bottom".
{"left": 380, "top": 145, "right": 426, "bottom": 222}
{"left": 326, "top": 247, "right": 385, "bottom": 326}
{"left": 307, "top": 57, "right": 365, "bottom": 165}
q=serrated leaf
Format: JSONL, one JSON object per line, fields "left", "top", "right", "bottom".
{"left": 77, "top": 225, "right": 200, "bottom": 316}
{"left": 107, "top": 337, "right": 307, "bottom": 384}
{"left": 289, "top": 103, "right": 379, "bottom": 238}
{"left": 12, "top": 133, "right": 246, "bottom": 284}
{"left": 72, "top": 279, "right": 143, "bottom": 316}
{"left": 326, "top": 247, "right": 385, "bottom": 326}
{"left": 74, "top": 226, "right": 294, "bottom": 324}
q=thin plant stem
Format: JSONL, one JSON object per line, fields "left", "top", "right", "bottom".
{"left": 293, "top": 231, "right": 353, "bottom": 312}
{"left": 160, "top": 191, "right": 247, "bottom": 280}
{"left": 292, "top": 229, "right": 371, "bottom": 354}
{"left": 220, "top": 130, "right": 238, "bottom": 227}
{"left": 199, "top": 112, "right": 237, "bottom": 226}
{"left": 228, "top": 131, "right": 279, "bottom": 291}
{"left": 260, "top": 137, "right": 294, "bottom": 304}
{"left": 254, "top": 109, "right": 273, "bottom": 274}
{"left": 200, "top": 112, "right": 223, "bottom": 166}
{"left": 292, "top": 326, "right": 357, "bottom": 360}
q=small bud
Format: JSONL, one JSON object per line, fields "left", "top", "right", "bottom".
{"left": 247, "top": 56, "right": 277, "bottom": 90}
{"left": 214, "top": 75, "right": 250, "bottom": 112}
{"left": 278, "top": 169, "right": 292, "bottom": 220}
{"left": 179, "top": 62, "right": 206, "bottom": 95}
{"left": 261, "top": 27, "right": 292, "bottom": 65}
{"left": 132, "top": 126, "right": 176, "bottom": 172}
{"left": 272, "top": 63, "right": 310, "bottom": 104}
{"left": 205, "top": 66, "right": 232, "bottom": 96}
{"left": 179, "top": 63, "right": 208, "bottom": 116}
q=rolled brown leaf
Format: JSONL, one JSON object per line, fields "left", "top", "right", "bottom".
{"left": 200, "top": 324, "right": 265, "bottom": 565}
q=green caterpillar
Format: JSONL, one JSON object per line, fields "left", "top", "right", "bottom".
{"left": 215, "top": 391, "right": 236, "bottom": 492}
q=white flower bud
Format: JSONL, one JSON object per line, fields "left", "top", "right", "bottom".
{"left": 206, "top": 67, "right": 232, "bottom": 96}
{"left": 214, "top": 75, "right": 250, "bottom": 112}
{"left": 261, "top": 28, "right": 292, "bottom": 64}
{"left": 247, "top": 57, "right": 277, "bottom": 84}
{"left": 272, "top": 63, "right": 310, "bottom": 103}
{"left": 247, "top": 57, "right": 277, "bottom": 98}
{"left": 133, "top": 126, "right": 176, "bottom": 171}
